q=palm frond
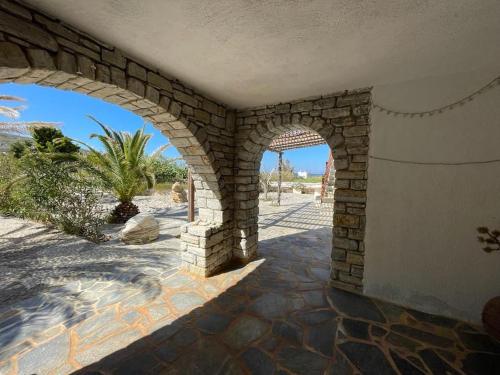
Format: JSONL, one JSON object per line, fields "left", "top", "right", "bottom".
{"left": 0, "top": 95, "right": 26, "bottom": 102}
{"left": 0, "top": 106, "right": 21, "bottom": 119}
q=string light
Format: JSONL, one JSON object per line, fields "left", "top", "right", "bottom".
{"left": 372, "top": 76, "right": 500, "bottom": 117}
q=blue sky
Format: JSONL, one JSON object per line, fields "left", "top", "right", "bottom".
{"left": 1, "top": 83, "right": 330, "bottom": 174}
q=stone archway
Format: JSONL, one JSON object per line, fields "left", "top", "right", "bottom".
{"left": 0, "top": 3, "right": 235, "bottom": 276}
{"left": 234, "top": 89, "right": 371, "bottom": 291}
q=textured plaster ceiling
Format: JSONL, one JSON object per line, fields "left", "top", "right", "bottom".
{"left": 24, "top": 0, "right": 500, "bottom": 108}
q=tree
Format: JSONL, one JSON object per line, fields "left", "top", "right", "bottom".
{"left": 260, "top": 169, "right": 275, "bottom": 200}
{"left": 86, "top": 116, "right": 166, "bottom": 223}
{"left": 280, "top": 157, "right": 295, "bottom": 181}
{"left": 32, "top": 127, "right": 80, "bottom": 154}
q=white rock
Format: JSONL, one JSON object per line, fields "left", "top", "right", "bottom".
{"left": 120, "top": 213, "right": 159, "bottom": 244}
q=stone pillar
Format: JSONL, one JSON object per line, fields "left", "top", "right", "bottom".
{"left": 277, "top": 151, "right": 283, "bottom": 206}
{"left": 179, "top": 176, "right": 234, "bottom": 275}
{"left": 232, "top": 165, "right": 259, "bottom": 262}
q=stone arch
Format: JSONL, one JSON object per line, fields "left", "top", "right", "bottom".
{"left": 234, "top": 89, "right": 371, "bottom": 291}
{"left": 0, "top": 2, "right": 235, "bottom": 276}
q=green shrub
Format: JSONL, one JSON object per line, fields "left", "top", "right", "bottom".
{"left": 9, "top": 139, "right": 33, "bottom": 158}
{"left": 0, "top": 153, "right": 21, "bottom": 210}
{"left": 1, "top": 152, "right": 105, "bottom": 242}
{"left": 151, "top": 156, "right": 188, "bottom": 183}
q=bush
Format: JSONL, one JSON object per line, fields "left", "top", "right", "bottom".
{"left": 9, "top": 139, "right": 32, "bottom": 158}
{"left": 151, "top": 157, "right": 188, "bottom": 183}
{"left": 0, "top": 153, "right": 105, "bottom": 242}
{"left": 0, "top": 153, "right": 20, "bottom": 209}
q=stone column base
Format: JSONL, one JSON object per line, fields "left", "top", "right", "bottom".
{"left": 180, "top": 221, "right": 232, "bottom": 277}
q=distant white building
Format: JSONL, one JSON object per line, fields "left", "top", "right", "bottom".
{"left": 296, "top": 170, "right": 308, "bottom": 179}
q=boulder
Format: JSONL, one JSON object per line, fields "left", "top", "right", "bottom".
{"left": 171, "top": 182, "right": 187, "bottom": 203}
{"left": 120, "top": 213, "right": 159, "bottom": 244}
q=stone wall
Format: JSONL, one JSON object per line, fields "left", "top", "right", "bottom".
{"left": 0, "top": 0, "right": 235, "bottom": 275}
{"left": 235, "top": 89, "right": 372, "bottom": 290}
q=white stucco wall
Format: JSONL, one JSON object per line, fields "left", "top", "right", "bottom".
{"left": 365, "top": 68, "right": 500, "bottom": 323}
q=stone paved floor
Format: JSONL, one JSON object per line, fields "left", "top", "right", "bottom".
{"left": 1, "top": 195, "right": 500, "bottom": 374}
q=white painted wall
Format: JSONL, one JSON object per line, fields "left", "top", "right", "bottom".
{"left": 365, "top": 68, "right": 500, "bottom": 323}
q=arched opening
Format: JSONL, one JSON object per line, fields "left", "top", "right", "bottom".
{"left": 0, "top": 26, "right": 235, "bottom": 277}
{"left": 257, "top": 140, "right": 336, "bottom": 284}
{"left": 234, "top": 91, "right": 371, "bottom": 291}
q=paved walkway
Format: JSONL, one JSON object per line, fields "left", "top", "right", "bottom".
{"left": 1, "top": 195, "right": 499, "bottom": 374}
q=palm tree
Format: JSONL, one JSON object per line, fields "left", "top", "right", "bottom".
{"left": 0, "top": 94, "right": 59, "bottom": 135}
{"left": 86, "top": 116, "right": 166, "bottom": 223}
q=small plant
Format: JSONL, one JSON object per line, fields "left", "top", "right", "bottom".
{"left": 477, "top": 227, "right": 500, "bottom": 253}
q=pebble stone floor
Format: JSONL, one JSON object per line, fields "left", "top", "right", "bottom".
{"left": 1, "top": 194, "right": 499, "bottom": 374}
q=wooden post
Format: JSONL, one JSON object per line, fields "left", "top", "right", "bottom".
{"left": 188, "top": 170, "right": 195, "bottom": 222}
{"left": 277, "top": 151, "right": 283, "bottom": 206}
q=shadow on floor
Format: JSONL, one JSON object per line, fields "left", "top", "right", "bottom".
{"left": 67, "top": 228, "right": 500, "bottom": 375}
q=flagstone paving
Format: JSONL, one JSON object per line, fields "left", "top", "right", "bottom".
{"left": 1, "top": 194, "right": 499, "bottom": 374}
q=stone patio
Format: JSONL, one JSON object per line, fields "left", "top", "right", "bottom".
{"left": 1, "top": 194, "right": 499, "bottom": 374}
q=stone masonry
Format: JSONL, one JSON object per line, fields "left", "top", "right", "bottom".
{"left": 0, "top": 0, "right": 372, "bottom": 289}
{"left": 235, "top": 91, "right": 371, "bottom": 290}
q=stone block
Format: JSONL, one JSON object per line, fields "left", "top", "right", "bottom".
{"left": 313, "top": 97, "right": 336, "bottom": 109}
{"left": 291, "top": 101, "right": 313, "bottom": 112}
{"left": 194, "top": 109, "right": 210, "bottom": 123}
{"left": 147, "top": 71, "right": 172, "bottom": 92}
{"left": 127, "top": 61, "right": 146, "bottom": 80}
{"left": 127, "top": 77, "right": 145, "bottom": 96}
{"left": 187, "top": 224, "right": 212, "bottom": 237}
{"left": 181, "top": 232, "right": 200, "bottom": 245}
{"left": 346, "top": 252, "right": 364, "bottom": 265}
{"left": 275, "top": 103, "right": 290, "bottom": 113}
{"left": 0, "top": 9, "right": 57, "bottom": 51}
{"left": 0, "top": 0, "right": 32, "bottom": 20}
{"left": 57, "top": 50, "right": 76, "bottom": 74}
{"left": 335, "top": 189, "right": 366, "bottom": 204}
{"left": 334, "top": 158, "right": 348, "bottom": 170}
{"left": 102, "top": 48, "right": 126, "bottom": 68}
{"left": 334, "top": 237, "right": 358, "bottom": 251}
{"left": 26, "top": 49, "right": 55, "bottom": 70}
{"left": 0, "top": 41, "right": 29, "bottom": 78}
{"left": 174, "top": 90, "right": 197, "bottom": 107}
{"left": 350, "top": 180, "right": 367, "bottom": 191}
{"left": 57, "top": 37, "right": 100, "bottom": 60}
{"left": 334, "top": 214, "right": 360, "bottom": 228}
{"left": 336, "top": 92, "right": 371, "bottom": 107}
{"left": 322, "top": 107, "right": 351, "bottom": 119}
{"left": 332, "top": 248, "right": 347, "bottom": 261}
{"left": 77, "top": 55, "right": 95, "bottom": 79}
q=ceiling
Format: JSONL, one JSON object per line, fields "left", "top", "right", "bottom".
{"left": 24, "top": 0, "right": 500, "bottom": 108}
